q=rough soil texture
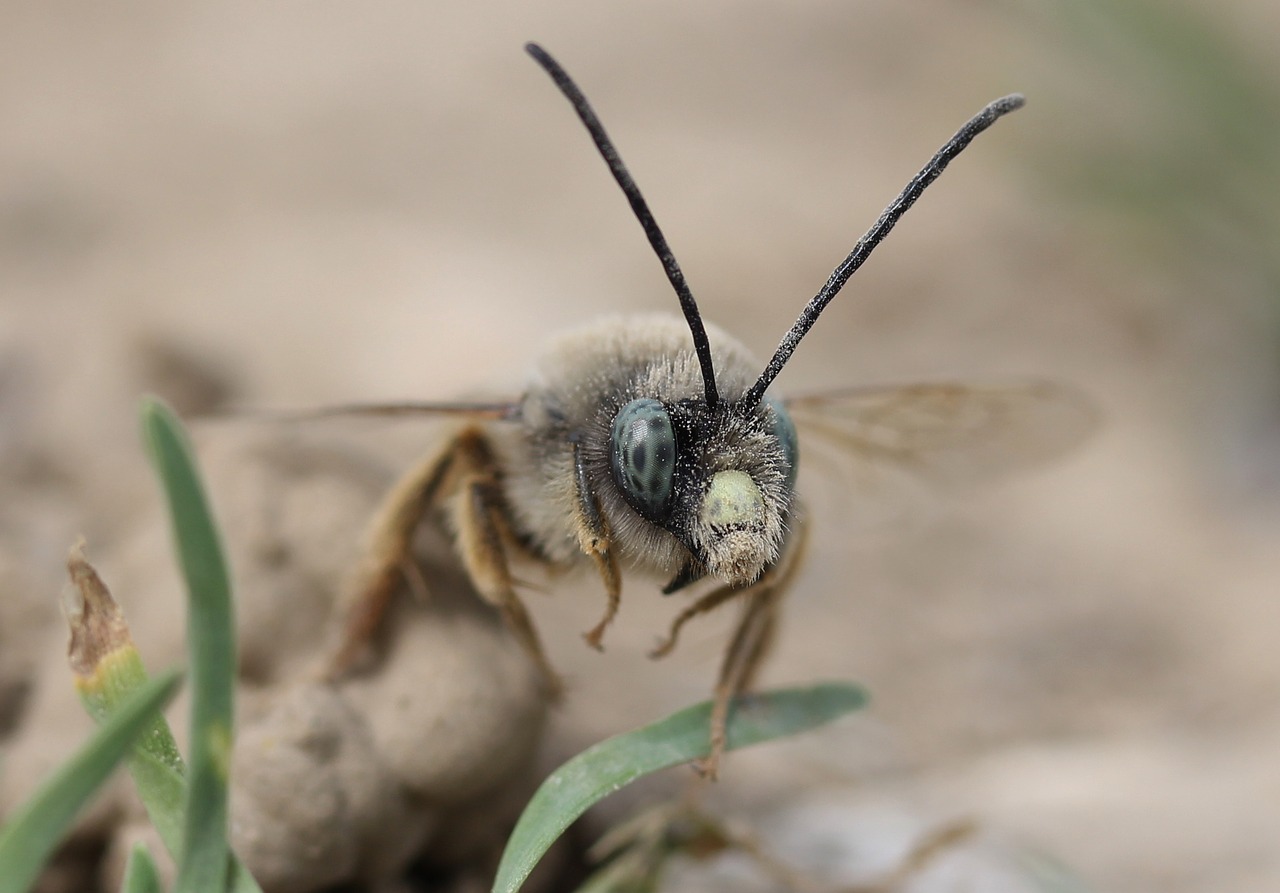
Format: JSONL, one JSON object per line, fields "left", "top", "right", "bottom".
{"left": 3, "top": 427, "right": 552, "bottom": 891}
{"left": 2, "top": 3, "right": 1278, "bottom": 892}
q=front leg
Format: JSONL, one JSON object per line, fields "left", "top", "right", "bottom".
{"left": 701, "top": 519, "right": 808, "bottom": 779}
{"left": 571, "top": 438, "right": 623, "bottom": 650}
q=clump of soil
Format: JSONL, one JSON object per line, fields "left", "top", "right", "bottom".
{"left": 0, "top": 423, "right": 556, "bottom": 892}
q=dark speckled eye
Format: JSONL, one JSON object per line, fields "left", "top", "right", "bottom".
{"left": 765, "top": 396, "right": 799, "bottom": 491}
{"left": 610, "top": 398, "right": 676, "bottom": 522}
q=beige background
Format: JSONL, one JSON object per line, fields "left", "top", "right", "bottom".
{"left": 2, "top": 2, "right": 1278, "bottom": 891}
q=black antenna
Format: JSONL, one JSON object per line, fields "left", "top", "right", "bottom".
{"left": 526, "top": 43, "right": 720, "bottom": 409}
{"left": 743, "top": 94, "right": 1026, "bottom": 407}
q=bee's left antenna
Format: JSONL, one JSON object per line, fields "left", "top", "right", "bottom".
{"left": 526, "top": 42, "right": 720, "bottom": 410}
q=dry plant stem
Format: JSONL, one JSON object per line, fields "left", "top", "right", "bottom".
{"left": 694, "top": 813, "right": 826, "bottom": 893}
{"left": 329, "top": 426, "right": 561, "bottom": 697}
{"left": 682, "top": 812, "right": 973, "bottom": 893}
{"left": 600, "top": 807, "right": 974, "bottom": 893}
{"left": 842, "top": 818, "right": 979, "bottom": 893}
{"left": 591, "top": 802, "right": 825, "bottom": 893}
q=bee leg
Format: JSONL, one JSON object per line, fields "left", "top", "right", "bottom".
{"left": 648, "top": 583, "right": 741, "bottom": 659}
{"left": 731, "top": 592, "right": 782, "bottom": 694}
{"left": 650, "top": 513, "right": 811, "bottom": 662}
{"left": 700, "top": 520, "right": 809, "bottom": 780}
{"left": 326, "top": 435, "right": 461, "bottom": 678}
{"left": 454, "top": 473, "right": 563, "bottom": 699}
{"left": 572, "top": 440, "right": 622, "bottom": 651}
{"left": 730, "top": 520, "right": 808, "bottom": 695}
{"left": 328, "top": 427, "right": 559, "bottom": 697}
{"left": 699, "top": 588, "right": 781, "bottom": 780}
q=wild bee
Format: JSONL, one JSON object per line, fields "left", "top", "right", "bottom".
{"left": 323, "top": 44, "right": 1094, "bottom": 777}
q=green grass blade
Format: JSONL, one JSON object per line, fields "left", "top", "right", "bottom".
{"left": 68, "top": 545, "right": 189, "bottom": 859}
{"left": 120, "top": 843, "right": 163, "bottom": 893}
{"left": 140, "top": 398, "right": 247, "bottom": 893}
{"left": 0, "top": 670, "right": 182, "bottom": 893}
{"left": 67, "top": 559, "right": 262, "bottom": 893}
{"left": 492, "top": 681, "right": 868, "bottom": 893}
{"left": 123, "top": 743, "right": 188, "bottom": 865}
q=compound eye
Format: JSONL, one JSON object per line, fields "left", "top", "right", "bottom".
{"left": 765, "top": 396, "right": 799, "bottom": 491}
{"left": 610, "top": 398, "right": 676, "bottom": 522}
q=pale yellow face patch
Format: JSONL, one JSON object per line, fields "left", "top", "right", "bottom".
{"left": 700, "top": 470, "right": 763, "bottom": 529}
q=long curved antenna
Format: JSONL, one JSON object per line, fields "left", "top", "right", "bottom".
{"left": 526, "top": 43, "right": 720, "bottom": 409}
{"left": 743, "top": 94, "right": 1026, "bottom": 407}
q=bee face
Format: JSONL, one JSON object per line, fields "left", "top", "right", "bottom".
{"left": 609, "top": 391, "right": 797, "bottom": 586}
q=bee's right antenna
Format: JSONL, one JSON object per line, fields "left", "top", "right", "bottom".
{"left": 526, "top": 43, "right": 721, "bottom": 410}
{"left": 743, "top": 94, "right": 1026, "bottom": 407}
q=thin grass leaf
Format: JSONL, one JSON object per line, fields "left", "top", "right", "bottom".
{"left": 120, "top": 843, "right": 163, "bottom": 893}
{"left": 140, "top": 397, "right": 249, "bottom": 893}
{"left": 67, "top": 551, "right": 262, "bottom": 893}
{"left": 119, "top": 740, "right": 188, "bottom": 870}
{"left": 0, "top": 670, "right": 182, "bottom": 893}
{"left": 492, "top": 681, "right": 868, "bottom": 893}
{"left": 67, "top": 544, "right": 189, "bottom": 859}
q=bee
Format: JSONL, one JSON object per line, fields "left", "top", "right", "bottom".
{"left": 322, "top": 44, "right": 1094, "bottom": 777}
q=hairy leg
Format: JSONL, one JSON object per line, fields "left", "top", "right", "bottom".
{"left": 327, "top": 427, "right": 559, "bottom": 697}
{"left": 571, "top": 439, "right": 623, "bottom": 650}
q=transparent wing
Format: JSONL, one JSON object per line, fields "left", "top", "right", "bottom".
{"left": 232, "top": 400, "right": 523, "bottom": 424}
{"left": 784, "top": 380, "right": 1099, "bottom": 530}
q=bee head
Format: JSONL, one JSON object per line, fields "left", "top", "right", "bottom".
{"left": 608, "top": 393, "right": 798, "bottom": 587}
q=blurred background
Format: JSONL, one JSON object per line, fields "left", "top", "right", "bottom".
{"left": 1, "top": 1, "right": 1277, "bottom": 891}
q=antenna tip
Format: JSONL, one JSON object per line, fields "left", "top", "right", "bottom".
{"left": 993, "top": 93, "right": 1027, "bottom": 114}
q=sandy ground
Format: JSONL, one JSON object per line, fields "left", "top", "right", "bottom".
{"left": 2, "top": 2, "right": 1278, "bottom": 892}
